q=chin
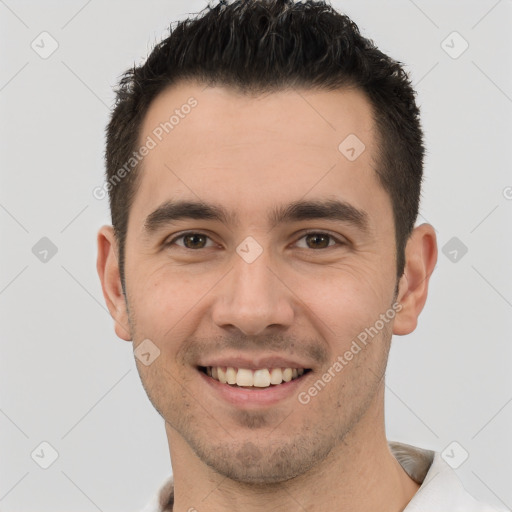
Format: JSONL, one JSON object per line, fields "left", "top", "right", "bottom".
{"left": 193, "top": 437, "right": 332, "bottom": 486}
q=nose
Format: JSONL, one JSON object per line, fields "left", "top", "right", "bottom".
{"left": 211, "top": 247, "right": 295, "bottom": 336}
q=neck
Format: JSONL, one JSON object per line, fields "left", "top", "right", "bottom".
{"left": 167, "top": 388, "right": 420, "bottom": 512}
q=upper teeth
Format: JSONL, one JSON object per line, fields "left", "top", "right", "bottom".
{"left": 206, "top": 367, "right": 305, "bottom": 387}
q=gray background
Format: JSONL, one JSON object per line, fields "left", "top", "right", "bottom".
{"left": 1, "top": 0, "right": 511, "bottom": 510}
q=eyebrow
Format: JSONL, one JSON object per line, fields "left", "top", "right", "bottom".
{"left": 143, "top": 199, "right": 370, "bottom": 235}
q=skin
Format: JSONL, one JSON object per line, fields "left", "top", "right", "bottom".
{"left": 97, "top": 81, "right": 437, "bottom": 512}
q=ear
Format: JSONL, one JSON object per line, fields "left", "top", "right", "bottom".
{"left": 393, "top": 223, "right": 437, "bottom": 336}
{"left": 96, "top": 225, "right": 131, "bottom": 341}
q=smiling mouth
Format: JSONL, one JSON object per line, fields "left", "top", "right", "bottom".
{"left": 198, "top": 366, "right": 312, "bottom": 388}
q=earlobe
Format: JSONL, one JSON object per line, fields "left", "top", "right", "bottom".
{"left": 393, "top": 223, "right": 438, "bottom": 336}
{"left": 96, "top": 225, "right": 132, "bottom": 341}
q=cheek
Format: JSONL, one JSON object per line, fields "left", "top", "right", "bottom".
{"left": 299, "top": 264, "right": 390, "bottom": 340}
{"left": 127, "top": 243, "right": 395, "bottom": 344}
{"left": 128, "top": 264, "right": 214, "bottom": 340}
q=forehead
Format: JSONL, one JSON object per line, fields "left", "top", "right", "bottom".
{"left": 130, "top": 81, "right": 390, "bottom": 233}
{"left": 141, "top": 81, "right": 376, "bottom": 162}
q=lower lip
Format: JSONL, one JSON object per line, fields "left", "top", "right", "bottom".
{"left": 199, "top": 370, "right": 309, "bottom": 408}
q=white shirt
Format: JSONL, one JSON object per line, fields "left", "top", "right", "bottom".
{"left": 141, "top": 441, "right": 509, "bottom": 511}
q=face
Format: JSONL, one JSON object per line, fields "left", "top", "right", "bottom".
{"left": 102, "top": 82, "right": 408, "bottom": 483}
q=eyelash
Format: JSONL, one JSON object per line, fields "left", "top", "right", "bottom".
{"left": 164, "top": 230, "right": 347, "bottom": 250}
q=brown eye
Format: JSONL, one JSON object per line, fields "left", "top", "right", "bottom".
{"left": 305, "top": 233, "right": 331, "bottom": 249}
{"left": 182, "top": 234, "right": 208, "bottom": 249}
{"left": 166, "top": 232, "right": 214, "bottom": 249}
{"left": 296, "top": 232, "right": 342, "bottom": 250}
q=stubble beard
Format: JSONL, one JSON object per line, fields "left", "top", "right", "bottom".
{"left": 125, "top": 290, "right": 393, "bottom": 486}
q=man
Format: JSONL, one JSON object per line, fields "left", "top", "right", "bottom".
{"left": 96, "top": 1, "right": 506, "bottom": 511}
